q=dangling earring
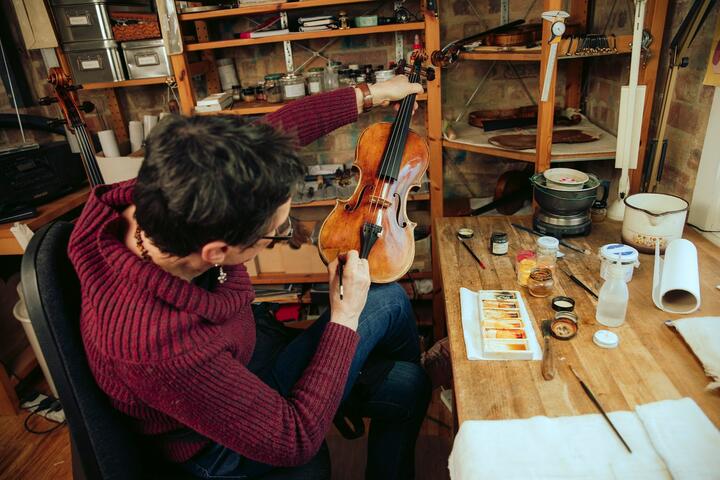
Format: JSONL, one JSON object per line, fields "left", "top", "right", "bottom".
{"left": 215, "top": 264, "right": 227, "bottom": 284}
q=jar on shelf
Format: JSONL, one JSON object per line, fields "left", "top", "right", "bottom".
{"left": 338, "top": 68, "right": 353, "bottom": 87}
{"left": 374, "top": 69, "right": 396, "bottom": 83}
{"left": 306, "top": 67, "right": 324, "bottom": 95}
{"left": 323, "top": 63, "right": 339, "bottom": 91}
{"left": 280, "top": 73, "right": 306, "bottom": 100}
{"left": 241, "top": 87, "right": 255, "bottom": 103}
{"left": 515, "top": 250, "right": 536, "bottom": 286}
{"left": 232, "top": 84, "right": 241, "bottom": 102}
{"left": 264, "top": 73, "right": 283, "bottom": 103}
{"left": 591, "top": 200, "right": 608, "bottom": 223}
{"left": 255, "top": 82, "right": 266, "bottom": 102}
{"left": 527, "top": 267, "right": 554, "bottom": 297}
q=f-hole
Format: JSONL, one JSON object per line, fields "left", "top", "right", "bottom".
{"left": 345, "top": 184, "right": 374, "bottom": 211}
{"left": 393, "top": 193, "right": 407, "bottom": 228}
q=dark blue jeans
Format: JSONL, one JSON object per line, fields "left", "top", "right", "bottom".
{"left": 182, "top": 283, "right": 431, "bottom": 479}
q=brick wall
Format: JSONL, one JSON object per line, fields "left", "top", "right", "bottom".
{"left": 651, "top": 1, "right": 718, "bottom": 201}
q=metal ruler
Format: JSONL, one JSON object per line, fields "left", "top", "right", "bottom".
{"left": 280, "top": 12, "right": 294, "bottom": 72}
{"left": 501, "top": 0, "right": 510, "bottom": 25}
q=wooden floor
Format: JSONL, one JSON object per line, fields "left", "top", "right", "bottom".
{"left": 0, "top": 390, "right": 452, "bottom": 480}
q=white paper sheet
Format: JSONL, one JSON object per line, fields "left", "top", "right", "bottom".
{"left": 459, "top": 288, "right": 542, "bottom": 361}
{"left": 652, "top": 239, "right": 701, "bottom": 314}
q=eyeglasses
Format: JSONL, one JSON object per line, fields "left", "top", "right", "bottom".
{"left": 262, "top": 216, "right": 294, "bottom": 246}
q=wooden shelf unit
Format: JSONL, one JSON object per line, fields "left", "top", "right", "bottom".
{"left": 184, "top": 23, "right": 425, "bottom": 51}
{"left": 446, "top": 1, "right": 667, "bottom": 178}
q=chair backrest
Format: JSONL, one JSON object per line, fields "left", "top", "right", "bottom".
{"left": 21, "top": 221, "right": 143, "bottom": 480}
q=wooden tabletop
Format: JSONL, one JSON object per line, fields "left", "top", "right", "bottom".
{"left": 434, "top": 215, "right": 720, "bottom": 428}
{"left": 0, "top": 188, "right": 89, "bottom": 256}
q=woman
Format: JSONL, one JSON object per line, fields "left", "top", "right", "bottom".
{"left": 68, "top": 76, "right": 431, "bottom": 479}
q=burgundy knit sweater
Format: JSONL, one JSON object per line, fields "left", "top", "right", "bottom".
{"left": 68, "top": 88, "right": 361, "bottom": 465}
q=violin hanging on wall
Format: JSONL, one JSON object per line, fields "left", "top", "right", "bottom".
{"left": 317, "top": 54, "right": 430, "bottom": 283}
{"left": 41, "top": 67, "right": 106, "bottom": 188}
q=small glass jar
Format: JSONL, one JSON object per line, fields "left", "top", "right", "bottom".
{"left": 374, "top": 69, "right": 396, "bottom": 83}
{"left": 490, "top": 231, "right": 508, "bottom": 255}
{"left": 516, "top": 250, "right": 536, "bottom": 286}
{"left": 355, "top": 73, "right": 366, "bottom": 84}
{"left": 306, "top": 67, "right": 324, "bottom": 95}
{"left": 280, "top": 73, "right": 306, "bottom": 100}
{"left": 323, "top": 63, "right": 339, "bottom": 91}
{"left": 241, "top": 87, "right": 255, "bottom": 103}
{"left": 264, "top": 73, "right": 283, "bottom": 103}
{"left": 527, "top": 267, "right": 554, "bottom": 297}
{"left": 536, "top": 236, "right": 559, "bottom": 277}
{"left": 591, "top": 200, "right": 608, "bottom": 223}
{"left": 255, "top": 83, "right": 266, "bottom": 102}
{"left": 232, "top": 85, "right": 241, "bottom": 101}
{"left": 338, "top": 68, "right": 353, "bottom": 87}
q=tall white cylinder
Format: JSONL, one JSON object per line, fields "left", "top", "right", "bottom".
{"left": 98, "top": 130, "right": 120, "bottom": 157}
{"left": 129, "top": 120, "right": 144, "bottom": 152}
{"left": 143, "top": 115, "right": 158, "bottom": 139}
{"left": 217, "top": 57, "right": 239, "bottom": 92}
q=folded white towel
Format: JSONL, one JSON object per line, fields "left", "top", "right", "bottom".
{"left": 668, "top": 317, "right": 720, "bottom": 389}
{"left": 449, "top": 398, "right": 720, "bottom": 480}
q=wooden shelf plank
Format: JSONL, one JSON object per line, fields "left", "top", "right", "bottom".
{"left": 292, "top": 192, "right": 430, "bottom": 208}
{"left": 442, "top": 139, "right": 615, "bottom": 163}
{"left": 196, "top": 92, "right": 427, "bottom": 116}
{"left": 250, "top": 270, "right": 431, "bottom": 285}
{"left": 179, "top": 0, "right": 373, "bottom": 21}
{"left": 81, "top": 77, "right": 169, "bottom": 90}
{"left": 185, "top": 22, "right": 425, "bottom": 51}
{"left": 459, "top": 34, "right": 633, "bottom": 63}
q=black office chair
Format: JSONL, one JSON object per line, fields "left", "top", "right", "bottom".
{"left": 21, "top": 221, "right": 191, "bottom": 480}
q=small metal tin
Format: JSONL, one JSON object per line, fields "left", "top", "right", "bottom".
{"left": 551, "top": 311, "right": 578, "bottom": 340}
{"left": 551, "top": 296, "right": 575, "bottom": 312}
{"left": 457, "top": 228, "right": 474, "bottom": 239}
{"left": 121, "top": 38, "right": 171, "bottom": 79}
{"left": 63, "top": 39, "right": 126, "bottom": 83}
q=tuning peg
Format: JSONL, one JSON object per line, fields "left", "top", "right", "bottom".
{"left": 47, "top": 119, "right": 67, "bottom": 128}
{"left": 38, "top": 96, "right": 58, "bottom": 105}
{"left": 79, "top": 101, "right": 95, "bottom": 113}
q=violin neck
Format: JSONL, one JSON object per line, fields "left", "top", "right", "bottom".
{"left": 74, "top": 124, "right": 105, "bottom": 187}
{"left": 377, "top": 63, "right": 421, "bottom": 183}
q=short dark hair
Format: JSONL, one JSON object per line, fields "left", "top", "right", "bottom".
{"left": 133, "top": 115, "right": 304, "bottom": 257}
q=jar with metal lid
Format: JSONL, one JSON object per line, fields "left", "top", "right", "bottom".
{"left": 323, "top": 63, "right": 339, "bottom": 91}
{"left": 374, "top": 69, "right": 396, "bottom": 83}
{"left": 527, "top": 267, "right": 554, "bottom": 297}
{"left": 306, "top": 67, "right": 324, "bottom": 95}
{"left": 591, "top": 200, "right": 608, "bottom": 223}
{"left": 490, "top": 231, "right": 508, "bottom": 255}
{"left": 355, "top": 73, "right": 366, "bottom": 83}
{"left": 255, "top": 83, "right": 266, "bottom": 102}
{"left": 280, "top": 73, "right": 306, "bottom": 100}
{"left": 264, "top": 73, "right": 283, "bottom": 103}
{"left": 241, "top": 87, "right": 255, "bottom": 103}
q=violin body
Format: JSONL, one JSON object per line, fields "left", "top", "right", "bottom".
{"left": 318, "top": 123, "right": 429, "bottom": 283}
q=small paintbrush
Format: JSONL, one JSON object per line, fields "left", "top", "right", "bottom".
{"left": 569, "top": 365, "right": 632, "bottom": 454}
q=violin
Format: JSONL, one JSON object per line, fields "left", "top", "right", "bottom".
{"left": 41, "top": 67, "right": 105, "bottom": 187}
{"left": 317, "top": 55, "right": 429, "bottom": 283}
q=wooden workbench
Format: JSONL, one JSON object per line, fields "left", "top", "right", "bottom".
{"left": 434, "top": 215, "right": 720, "bottom": 428}
{"left": 0, "top": 188, "right": 89, "bottom": 256}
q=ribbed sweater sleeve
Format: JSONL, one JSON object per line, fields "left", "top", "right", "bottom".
{"left": 119, "top": 321, "right": 358, "bottom": 467}
{"left": 260, "top": 87, "right": 359, "bottom": 146}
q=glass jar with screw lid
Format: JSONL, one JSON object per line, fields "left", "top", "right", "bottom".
{"left": 280, "top": 73, "right": 306, "bottom": 101}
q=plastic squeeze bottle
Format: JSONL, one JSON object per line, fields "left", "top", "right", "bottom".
{"left": 596, "top": 257, "right": 628, "bottom": 327}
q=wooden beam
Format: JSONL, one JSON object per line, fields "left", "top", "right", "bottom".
{"left": 104, "top": 89, "right": 128, "bottom": 145}
{"left": 535, "top": 0, "right": 563, "bottom": 173}
{"left": 630, "top": 0, "right": 670, "bottom": 194}
{"left": 170, "top": 54, "right": 196, "bottom": 116}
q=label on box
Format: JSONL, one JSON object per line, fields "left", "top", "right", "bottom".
{"left": 68, "top": 14, "right": 91, "bottom": 26}
{"left": 80, "top": 59, "right": 102, "bottom": 70}
{"left": 136, "top": 53, "right": 159, "bottom": 66}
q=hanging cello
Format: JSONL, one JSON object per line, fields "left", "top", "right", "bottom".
{"left": 318, "top": 54, "right": 430, "bottom": 283}
{"left": 41, "top": 67, "right": 105, "bottom": 187}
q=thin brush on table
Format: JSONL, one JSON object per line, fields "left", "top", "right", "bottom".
{"left": 569, "top": 365, "right": 632, "bottom": 454}
{"left": 511, "top": 223, "right": 591, "bottom": 255}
